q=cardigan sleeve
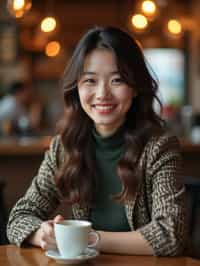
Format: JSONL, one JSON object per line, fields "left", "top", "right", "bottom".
{"left": 138, "top": 134, "right": 187, "bottom": 256}
{"left": 7, "top": 135, "right": 64, "bottom": 247}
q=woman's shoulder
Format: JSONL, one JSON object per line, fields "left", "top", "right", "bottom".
{"left": 143, "top": 131, "right": 181, "bottom": 161}
{"left": 48, "top": 134, "right": 66, "bottom": 163}
{"left": 49, "top": 134, "right": 62, "bottom": 148}
{"left": 147, "top": 131, "right": 180, "bottom": 149}
{"left": 138, "top": 131, "right": 182, "bottom": 180}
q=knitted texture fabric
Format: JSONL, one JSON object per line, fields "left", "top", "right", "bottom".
{"left": 7, "top": 134, "right": 187, "bottom": 256}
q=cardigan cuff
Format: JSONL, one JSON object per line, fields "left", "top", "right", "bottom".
{"left": 7, "top": 216, "right": 43, "bottom": 247}
{"left": 137, "top": 222, "right": 181, "bottom": 256}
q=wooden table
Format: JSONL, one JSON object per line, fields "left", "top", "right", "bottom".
{"left": 1, "top": 245, "right": 200, "bottom": 266}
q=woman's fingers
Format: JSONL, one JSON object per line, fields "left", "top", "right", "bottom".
{"left": 40, "top": 221, "right": 56, "bottom": 250}
{"left": 40, "top": 239, "right": 57, "bottom": 251}
{"left": 53, "top": 214, "right": 65, "bottom": 223}
{"left": 41, "top": 221, "right": 54, "bottom": 237}
{"left": 39, "top": 215, "right": 65, "bottom": 250}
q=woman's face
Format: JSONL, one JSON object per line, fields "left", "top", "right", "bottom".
{"left": 77, "top": 48, "right": 136, "bottom": 137}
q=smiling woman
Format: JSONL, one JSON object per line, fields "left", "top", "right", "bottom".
{"left": 7, "top": 26, "right": 187, "bottom": 256}
{"left": 77, "top": 49, "right": 135, "bottom": 137}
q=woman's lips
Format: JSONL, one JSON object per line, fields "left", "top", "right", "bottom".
{"left": 92, "top": 104, "right": 116, "bottom": 114}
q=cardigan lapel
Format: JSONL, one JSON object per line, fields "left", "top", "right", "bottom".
{"left": 124, "top": 154, "right": 146, "bottom": 231}
{"left": 124, "top": 178, "right": 143, "bottom": 231}
{"left": 124, "top": 196, "right": 137, "bottom": 231}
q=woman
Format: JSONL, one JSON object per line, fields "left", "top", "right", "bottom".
{"left": 7, "top": 26, "right": 187, "bottom": 256}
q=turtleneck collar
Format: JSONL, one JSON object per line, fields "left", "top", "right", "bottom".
{"left": 92, "top": 125, "right": 125, "bottom": 150}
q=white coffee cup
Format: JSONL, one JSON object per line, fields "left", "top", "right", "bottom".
{"left": 54, "top": 220, "right": 99, "bottom": 258}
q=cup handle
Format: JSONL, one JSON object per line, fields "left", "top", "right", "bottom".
{"left": 88, "top": 230, "right": 100, "bottom": 248}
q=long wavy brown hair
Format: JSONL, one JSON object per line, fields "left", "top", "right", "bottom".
{"left": 56, "top": 26, "right": 164, "bottom": 205}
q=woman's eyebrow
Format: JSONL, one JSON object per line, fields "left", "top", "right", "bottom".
{"left": 81, "top": 71, "right": 96, "bottom": 76}
{"left": 82, "top": 71, "right": 120, "bottom": 76}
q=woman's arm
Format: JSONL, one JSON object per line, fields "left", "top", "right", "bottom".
{"left": 98, "top": 230, "right": 153, "bottom": 255}
{"left": 138, "top": 134, "right": 187, "bottom": 256}
{"left": 7, "top": 136, "right": 64, "bottom": 247}
{"left": 95, "top": 134, "right": 187, "bottom": 256}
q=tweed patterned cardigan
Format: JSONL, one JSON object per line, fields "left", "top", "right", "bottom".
{"left": 7, "top": 133, "right": 187, "bottom": 256}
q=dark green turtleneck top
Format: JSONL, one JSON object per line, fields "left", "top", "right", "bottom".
{"left": 89, "top": 127, "right": 130, "bottom": 232}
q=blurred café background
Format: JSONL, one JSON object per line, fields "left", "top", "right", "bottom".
{"left": 0, "top": 0, "right": 200, "bottom": 245}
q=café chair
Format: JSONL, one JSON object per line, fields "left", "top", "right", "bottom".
{"left": 184, "top": 176, "right": 200, "bottom": 258}
{"left": 184, "top": 176, "right": 200, "bottom": 235}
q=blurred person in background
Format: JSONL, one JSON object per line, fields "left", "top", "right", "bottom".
{"left": 0, "top": 81, "right": 43, "bottom": 136}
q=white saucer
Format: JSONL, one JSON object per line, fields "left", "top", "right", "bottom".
{"left": 45, "top": 248, "right": 99, "bottom": 265}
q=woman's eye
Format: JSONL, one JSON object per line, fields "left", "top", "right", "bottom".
{"left": 84, "top": 79, "right": 96, "bottom": 84}
{"left": 112, "top": 77, "right": 123, "bottom": 84}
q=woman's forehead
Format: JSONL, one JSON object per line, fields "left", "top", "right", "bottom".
{"left": 82, "top": 48, "right": 118, "bottom": 71}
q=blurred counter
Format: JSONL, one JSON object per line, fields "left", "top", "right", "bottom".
{"left": 0, "top": 136, "right": 51, "bottom": 155}
{"left": 0, "top": 136, "right": 52, "bottom": 210}
{"left": 0, "top": 136, "right": 200, "bottom": 155}
{"left": 180, "top": 139, "right": 200, "bottom": 152}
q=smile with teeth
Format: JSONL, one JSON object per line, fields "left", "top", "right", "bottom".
{"left": 92, "top": 104, "right": 116, "bottom": 113}
{"left": 94, "top": 105, "right": 115, "bottom": 110}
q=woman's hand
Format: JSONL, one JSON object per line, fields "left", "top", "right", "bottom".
{"left": 88, "top": 230, "right": 101, "bottom": 250}
{"left": 27, "top": 215, "right": 64, "bottom": 250}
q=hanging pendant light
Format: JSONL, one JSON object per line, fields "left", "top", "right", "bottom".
{"left": 40, "top": 0, "right": 57, "bottom": 33}
{"left": 7, "top": 0, "right": 32, "bottom": 18}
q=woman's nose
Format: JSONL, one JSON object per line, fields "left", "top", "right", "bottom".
{"left": 96, "top": 82, "right": 110, "bottom": 99}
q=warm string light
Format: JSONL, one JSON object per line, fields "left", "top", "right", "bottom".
{"left": 45, "top": 41, "right": 61, "bottom": 57}
{"left": 7, "top": 0, "right": 32, "bottom": 18}
{"left": 167, "top": 19, "right": 182, "bottom": 35}
{"left": 40, "top": 17, "right": 57, "bottom": 33}
{"left": 130, "top": 0, "right": 184, "bottom": 38}
{"left": 39, "top": 0, "right": 59, "bottom": 56}
{"left": 167, "top": 19, "right": 183, "bottom": 38}
{"left": 131, "top": 14, "right": 148, "bottom": 30}
{"left": 141, "top": 0, "right": 157, "bottom": 16}
{"left": 13, "top": 0, "right": 25, "bottom": 9}
{"left": 131, "top": 0, "right": 156, "bottom": 31}
{"left": 40, "top": 0, "right": 57, "bottom": 33}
